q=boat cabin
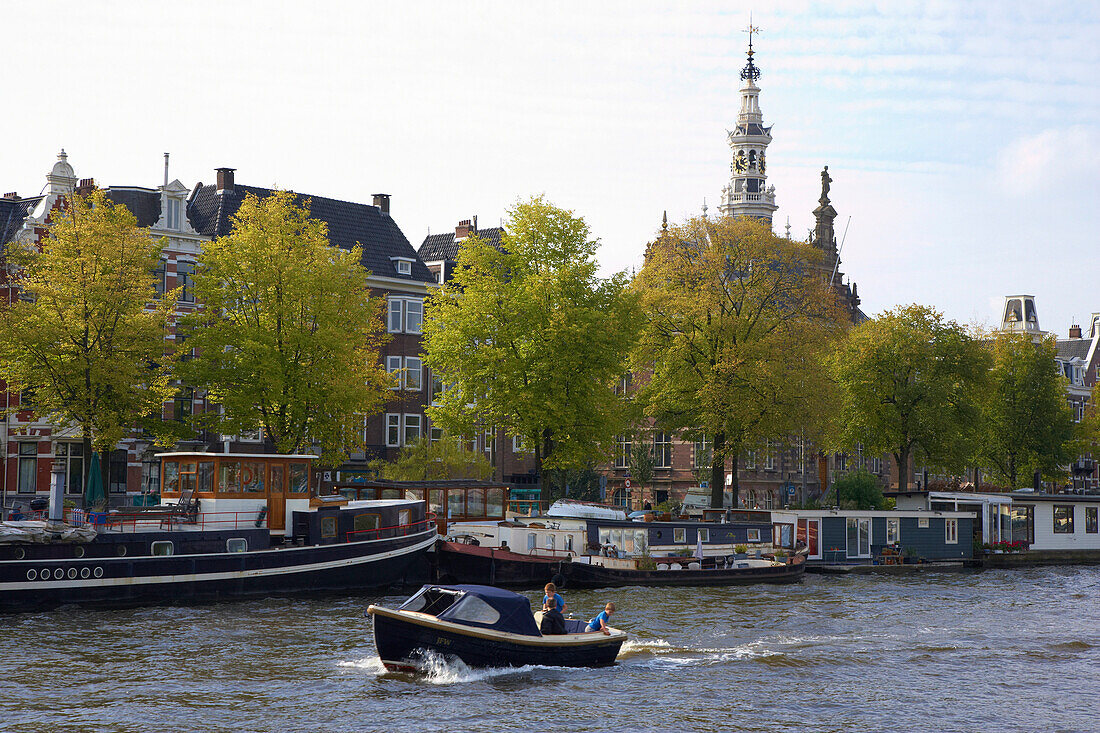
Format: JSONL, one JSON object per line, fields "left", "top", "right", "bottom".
{"left": 158, "top": 452, "right": 314, "bottom": 535}
{"left": 398, "top": 584, "right": 543, "bottom": 636}
{"left": 331, "top": 479, "right": 509, "bottom": 533}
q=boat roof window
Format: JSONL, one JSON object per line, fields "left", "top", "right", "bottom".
{"left": 400, "top": 587, "right": 462, "bottom": 616}
{"left": 445, "top": 595, "right": 501, "bottom": 626}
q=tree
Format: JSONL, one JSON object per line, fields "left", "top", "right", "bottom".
{"left": 978, "top": 332, "right": 1075, "bottom": 489}
{"left": 829, "top": 304, "right": 989, "bottom": 490}
{"left": 178, "top": 191, "right": 390, "bottom": 466}
{"left": 829, "top": 469, "right": 889, "bottom": 510}
{"left": 423, "top": 195, "right": 641, "bottom": 503}
{"left": 368, "top": 438, "right": 493, "bottom": 481}
{"left": 634, "top": 215, "right": 845, "bottom": 509}
{"left": 628, "top": 437, "right": 655, "bottom": 507}
{"left": 0, "top": 190, "right": 177, "bottom": 491}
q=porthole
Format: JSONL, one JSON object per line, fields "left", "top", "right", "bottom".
{"left": 14, "top": 547, "right": 25, "bottom": 559}
{"left": 116, "top": 545, "right": 127, "bottom": 557}
{"left": 67, "top": 567, "right": 77, "bottom": 579}
{"left": 80, "top": 567, "right": 90, "bottom": 579}
{"left": 73, "top": 546, "right": 85, "bottom": 558}
{"left": 40, "top": 568, "right": 51, "bottom": 580}
{"left": 93, "top": 567, "right": 103, "bottom": 578}
{"left": 26, "top": 569, "right": 37, "bottom": 581}
{"left": 53, "top": 568, "right": 64, "bottom": 580}
{"left": 151, "top": 541, "right": 175, "bottom": 557}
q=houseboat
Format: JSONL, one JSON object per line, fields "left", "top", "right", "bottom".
{"left": 0, "top": 452, "right": 436, "bottom": 611}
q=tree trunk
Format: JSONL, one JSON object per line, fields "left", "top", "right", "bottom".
{"left": 729, "top": 453, "right": 740, "bottom": 508}
{"left": 1008, "top": 452, "right": 1017, "bottom": 491}
{"left": 709, "top": 432, "right": 726, "bottom": 509}
{"left": 895, "top": 445, "right": 910, "bottom": 491}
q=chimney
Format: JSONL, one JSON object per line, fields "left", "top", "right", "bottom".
{"left": 215, "top": 167, "right": 235, "bottom": 193}
{"left": 455, "top": 219, "right": 472, "bottom": 239}
{"left": 1070, "top": 324, "right": 1082, "bottom": 339}
{"left": 76, "top": 178, "right": 96, "bottom": 196}
{"left": 372, "top": 193, "right": 391, "bottom": 215}
{"left": 3, "top": 192, "right": 18, "bottom": 200}
{"left": 472, "top": 214, "right": 478, "bottom": 233}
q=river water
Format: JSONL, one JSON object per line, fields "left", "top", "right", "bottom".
{"left": 3, "top": 567, "right": 1098, "bottom": 733}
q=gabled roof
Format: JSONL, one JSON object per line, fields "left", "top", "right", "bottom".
{"left": 418, "top": 227, "right": 504, "bottom": 264}
{"left": 1055, "top": 338, "right": 1092, "bottom": 362}
{"left": 187, "top": 183, "right": 435, "bottom": 284}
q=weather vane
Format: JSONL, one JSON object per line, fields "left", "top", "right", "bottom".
{"left": 740, "top": 15, "right": 762, "bottom": 81}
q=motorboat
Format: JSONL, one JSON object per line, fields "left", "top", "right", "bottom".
{"left": 367, "top": 584, "right": 626, "bottom": 671}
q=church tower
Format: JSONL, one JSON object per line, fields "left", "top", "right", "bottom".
{"left": 719, "top": 24, "right": 778, "bottom": 223}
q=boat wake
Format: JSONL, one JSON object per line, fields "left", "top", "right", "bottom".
{"left": 339, "top": 651, "right": 553, "bottom": 685}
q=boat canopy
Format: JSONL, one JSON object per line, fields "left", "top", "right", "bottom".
{"left": 399, "top": 584, "right": 541, "bottom": 637}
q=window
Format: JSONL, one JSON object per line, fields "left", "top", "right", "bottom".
{"left": 694, "top": 436, "right": 711, "bottom": 469}
{"left": 836, "top": 452, "right": 847, "bottom": 472}
{"left": 615, "top": 435, "right": 631, "bottom": 468}
{"left": 353, "top": 514, "right": 381, "bottom": 532}
{"left": 698, "top": 528, "right": 710, "bottom": 543}
{"left": 654, "top": 432, "right": 672, "bottom": 468}
{"left": 56, "top": 443, "right": 84, "bottom": 494}
{"left": 1053, "top": 505, "right": 1075, "bottom": 534}
{"left": 387, "top": 297, "right": 423, "bottom": 333}
{"left": 430, "top": 425, "right": 443, "bottom": 443}
{"left": 450, "top": 595, "right": 501, "bottom": 625}
{"left": 226, "top": 538, "right": 248, "bottom": 553}
{"left": 403, "top": 414, "right": 422, "bottom": 445}
{"left": 673, "top": 528, "right": 686, "bottom": 543}
{"left": 527, "top": 533, "right": 537, "bottom": 551}
{"left": 747, "top": 528, "right": 761, "bottom": 543}
{"left": 387, "top": 298, "right": 403, "bottom": 332}
{"left": 109, "top": 449, "right": 128, "bottom": 493}
{"left": 386, "top": 414, "right": 401, "bottom": 447}
{"left": 321, "top": 516, "right": 337, "bottom": 539}
{"left": 18, "top": 442, "right": 38, "bottom": 494}
{"left": 764, "top": 440, "right": 776, "bottom": 470}
{"left": 1011, "top": 505, "right": 1034, "bottom": 544}
{"left": 153, "top": 259, "right": 166, "bottom": 296}
{"left": 404, "top": 357, "right": 423, "bottom": 391}
{"left": 485, "top": 488, "right": 504, "bottom": 516}
{"left": 847, "top": 518, "right": 871, "bottom": 557}
{"left": 405, "top": 299, "right": 423, "bottom": 334}
{"left": 166, "top": 198, "right": 181, "bottom": 230}
{"left": 512, "top": 435, "right": 529, "bottom": 453}
{"left": 176, "top": 261, "right": 195, "bottom": 303}
{"left": 886, "top": 518, "right": 900, "bottom": 545}
{"left": 1086, "top": 507, "right": 1098, "bottom": 533}
{"left": 395, "top": 260, "right": 412, "bottom": 275}
{"left": 545, "top": 534, "right": 556, "bottom": 550}
{"left": 151, "top": 541, "right": 175, "bottom": 556}
{"left": 174, "top": 387, "right": 194, "bottom": 423}
{"left": 430, "top": 372, "right": 444, "bottom": 405}
{"left": 386, "top": 355, "right": 402, "bottom": 389}
{"left": 945, "top": 518, "right": 958, "bottom": 544}
{"left": 219, "top": 461, "right": 241, "bottom": 493}
{"left": 241, "top": 462, "right": 264, "bottom": 493}
{"left": 482, "top": 428, "right": 493, "bottom": 454}
{"left": 745, "top": 451, "right": 756, "bottom": 470}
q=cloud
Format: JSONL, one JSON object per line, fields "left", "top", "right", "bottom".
{"left": 995, "top": 126, "right": 1100, "bottom": 197}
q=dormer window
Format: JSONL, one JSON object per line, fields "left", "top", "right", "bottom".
{"left": 166, "top": 198, "right": 181, "bottom": 230}
{"left": 390, "top": 257, "right": 415, "bottom": 276}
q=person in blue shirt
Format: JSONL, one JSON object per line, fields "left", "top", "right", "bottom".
{"left": 586, "top": 602, "right": 616, "bottom": 635}
{"left": 542, "top": 583, "right": 566, "bottom": 614}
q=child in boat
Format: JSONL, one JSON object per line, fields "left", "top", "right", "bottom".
{"left": 542, "top": 583, "right": 567, "bottom": 614}
{"left": 586, "top": 602, "right": 616, "bottom": 635}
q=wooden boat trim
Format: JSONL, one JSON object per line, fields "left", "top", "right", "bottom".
{"left": 367, "top": 605, "right": 626, "bottom": 647}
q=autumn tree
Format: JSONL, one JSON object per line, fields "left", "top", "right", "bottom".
{"left": 368, "top": 438, "right": 494, "bottom": 482}
{"left": 634, "top": 215, "right": 845, "bottom": 509}
{"left": 0, "top": 190, "right": 177, "bottom": 487}
{"left": 829, "top": 304, "right": 989, "bottom": 490}
{"left": 978, "top": 332, "right": 1075, "bottom": 489}
{"left": 178, "top": 191, "right": 390, "bottom": 466}
{"left": 423, "top": 195, "right": 641, "bottom": 502}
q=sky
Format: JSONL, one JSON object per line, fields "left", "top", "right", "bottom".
{"left": 5, "top": 1, "right": 1099, "bottom": 335}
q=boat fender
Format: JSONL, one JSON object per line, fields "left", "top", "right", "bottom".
{"left": 551, "top": 573, "right": 566, "bottom": 588}
{"left": 255, "top": 507, "right": 268, "bottom": 528}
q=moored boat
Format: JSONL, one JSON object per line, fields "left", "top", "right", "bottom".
{"left": 435, "top": 536, "right": 568, "bottom": 587}
{"left": 368, "top": 584, "right": 626, "bottom": 671}
{"left": 559, "top": 552, "right": 806, "bottom": 588}
{"left": 0, "top": 452, "right": 437, "bottom": 611}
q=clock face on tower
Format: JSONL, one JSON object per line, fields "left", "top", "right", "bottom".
{"left": 759, "top": 153, "right": 766, "bottom": 174}
{"left": 734, "top": 152, "right": 747, "bottom": 173}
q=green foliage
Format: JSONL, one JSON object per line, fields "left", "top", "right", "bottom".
{"left": 368, "top": 438, "right": 494, "bottom": 481}
{"left": 423, "top": 195, "right": 642, "bottom": 499}
{"left": 634, "top": 215, "right": 845, "bottom": 508}
{"left": 0, "top": 190, "right": 177, "bottom": 461}
{"left": 543, "top": 464, "right": 605, "bottom": 503}
{"left": 628, "top": 438, "right": 655, "bottom": 492}
{"left": 178, "top": 191, "right": 390, "bottom": 466}
{"left": 978, "top": 333, "right": 1076, "bottom": 489}
{"left": 829, "top": 304, "right": 989, "bottom": 489}
{"left": 830, "top": 469, "right": 889, "bottom": 510}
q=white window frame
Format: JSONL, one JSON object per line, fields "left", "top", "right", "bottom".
{"left": 698, "top": 528, "right": 710, "bottom": 543}
{"left": 404, "top": 299, "right": 423, "bottom": 334}
{"left": 745, "top": 451, "right": 756, "bottom": 470}
{"left": 387, "top": 298, "right": 404, "bottom": 333}
{"left": 386, "top": 355, "right": 402, "bottom": 389}
{"left": 764, "top": 440, "right": 776, "bottom": 470}
{"left": 653, "top": 432, "right": 672, "bottom": 468}
{"left": 945, "top": 518, "right": 958, "bottom": 544}
{"left": 385, "top": 414, "right": 401, "bottom": 447}
{"left": 166, "top": 198, "right": 181, "bottom": 230}
{"left": 512, "top": 435, "right": 529, "bottom": 454}
{"left": 673, "top": 528, "right": 686, "bottom": 543}
{"left": 615, "top": 435, "right": 631, "bottom": 468}
{"left": 404, "top": 357, "right": 423, "bottom": 391}
{"left": 886, "top": 518, "right": 901, "bottom": 545}
{"left": 746, "top": 528, "right": 761, "bottom": 543}
{"left": 403, "top": 414, "right": 422, "bottom": 445}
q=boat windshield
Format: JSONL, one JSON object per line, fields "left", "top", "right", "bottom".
{"left": 399, "top": 587, "right": 462, "bottom": 616}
